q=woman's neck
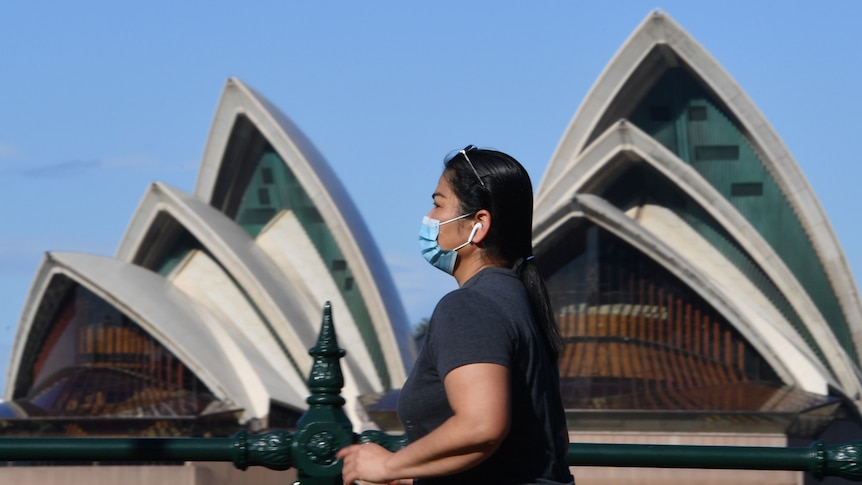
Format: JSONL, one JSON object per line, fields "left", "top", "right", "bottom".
{"left": 453, "top": 251, "right": 505, "bottom": 287}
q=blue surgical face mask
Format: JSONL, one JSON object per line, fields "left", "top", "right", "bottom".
{"left": 418, "top": 213, "right": 477, "bottom": 275}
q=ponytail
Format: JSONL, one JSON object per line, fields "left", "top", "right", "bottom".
{"left": 514, "top": 257, "right": 562, "bottom": 362}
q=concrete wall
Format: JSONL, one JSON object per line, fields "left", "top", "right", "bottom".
{"left": 0, "top": 462, "right": 296, "bottom": 485}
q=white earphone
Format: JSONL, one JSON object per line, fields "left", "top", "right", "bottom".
{"left": 467, "top": 222, "right": 483, "bottom": 243}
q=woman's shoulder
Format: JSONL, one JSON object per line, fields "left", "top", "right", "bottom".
{"left": 433, "top": 268, "right": 524, "bottom": 321}
{"left": 433, "top": 285, "right": 482, "bottom": 317}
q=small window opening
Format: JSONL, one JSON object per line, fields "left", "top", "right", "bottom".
{"left": 688, "top": 106, "right": 707, "bottom": 121}
{"left": 731, "top": 182, "right": 763, "bottom": 197}
{"left": 258, "top": 188, "right": 271, "bottom": 205}
{"left": 695, "top": 145, "right": 739, "bottom": 161}
{"left": 261, "top": 168, "right": 274, "bottom": 185}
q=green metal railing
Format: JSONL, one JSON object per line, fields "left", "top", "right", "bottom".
{"left": 1, "top": 302, "right": 860, "bottom": 483}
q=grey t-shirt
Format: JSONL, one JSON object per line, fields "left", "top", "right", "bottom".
{"left": 398, "top": 267, "right": 573, "bottom": 485}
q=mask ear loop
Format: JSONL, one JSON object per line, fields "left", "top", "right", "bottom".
{"left": 453, "top": 222, "right": 483, "bottom": 252}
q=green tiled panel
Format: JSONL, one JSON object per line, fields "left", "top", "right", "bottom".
{"left": 234, "top": 149, "right": 389, "bottom": 389}
{"left": 627, "top": 68, "right": 856, "bottom": 364}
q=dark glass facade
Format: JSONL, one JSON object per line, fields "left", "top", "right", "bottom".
{"left": 6, "top": 276, "right": 240, "bottom": 435}
{"left": 538, "top": 222, "right": 830, "bottom": 413}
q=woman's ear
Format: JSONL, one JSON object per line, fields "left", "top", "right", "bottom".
{"left": 472, "top": 209, "right": 492, "bottom": 244}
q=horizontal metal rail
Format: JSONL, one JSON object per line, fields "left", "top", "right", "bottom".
{"left": 0, "top": 431, "right": 293, "bottom": 471}
{"left": 0, "top": 436, "right": 239, "bottom": 463}
{"left": 0, "top": 435, "right": 860, "bottom": 481}
{"left": 566, "top": 441, "right": 862, "bottom": 480}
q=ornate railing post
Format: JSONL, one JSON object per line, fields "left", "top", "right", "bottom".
{"left": 813, "top": 440, "right": 862, "bottom": 481}
{"left": 291, "top": 301, "right": 354, "bottom": 484}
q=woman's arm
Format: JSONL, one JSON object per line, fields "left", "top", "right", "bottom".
{"left": 337, "top": 362, "right": 510, "bottom": 485}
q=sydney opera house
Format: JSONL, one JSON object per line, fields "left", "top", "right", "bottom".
{"left": 1, "top": 11, "right": 860, "bottom": 485}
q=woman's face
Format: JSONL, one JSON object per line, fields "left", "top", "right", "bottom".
{"left": 428, "top": 172, "right": 470, "bottom": 251}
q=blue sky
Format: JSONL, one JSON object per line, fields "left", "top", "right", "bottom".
{"left": 1, "top": 1, "right": 861, "bottom": 391}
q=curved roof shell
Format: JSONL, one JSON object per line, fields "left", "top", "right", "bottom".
{"left": 192, "top": 78, "right": 413, "bottom": 387}
{"left": 114, "top": 181, "right": 381, "bottom": 408}
{"left": 115, "top": 182, "right": 316, "bottom": 392}
{"left": 535, "top": 12, "right": 862, "bottom": 406}
{"left": 5, "top": 252, "right": 301, "bottom": 422}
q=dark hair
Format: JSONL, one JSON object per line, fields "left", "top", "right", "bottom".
{"left": 444, "top": 146, "right": 562, "bottom": 361}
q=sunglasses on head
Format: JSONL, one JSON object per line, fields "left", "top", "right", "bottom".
{"left": 459, "top": 145, "right": 486, "bottom": 188}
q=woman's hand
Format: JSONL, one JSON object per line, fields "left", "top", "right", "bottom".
{"left": 336, "top": 442, "right": 403, "bottom": 485}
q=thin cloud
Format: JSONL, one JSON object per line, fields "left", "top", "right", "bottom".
{"left": 19, "top": 159, "right": 101, "bottom": 178}
{"left": 101, "top": 154, "right": 164, "bottom": 171}
{"left": 9, "top": 154, "right": 192, "bottom": 179}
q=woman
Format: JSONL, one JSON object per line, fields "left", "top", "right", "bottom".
{"left": 337, "top": 146, "right": 573, "bottom": 485}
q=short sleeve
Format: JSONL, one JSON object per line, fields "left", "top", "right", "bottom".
{"left": 428, "top": 289, "right": 516, "bottom": 378}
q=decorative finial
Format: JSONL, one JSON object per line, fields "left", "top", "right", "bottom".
{"left": 293, "top": 302, "right": 354, "bottom": 483}
{"left": 306, "top": 301, "right": 346, "bottom": 406}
